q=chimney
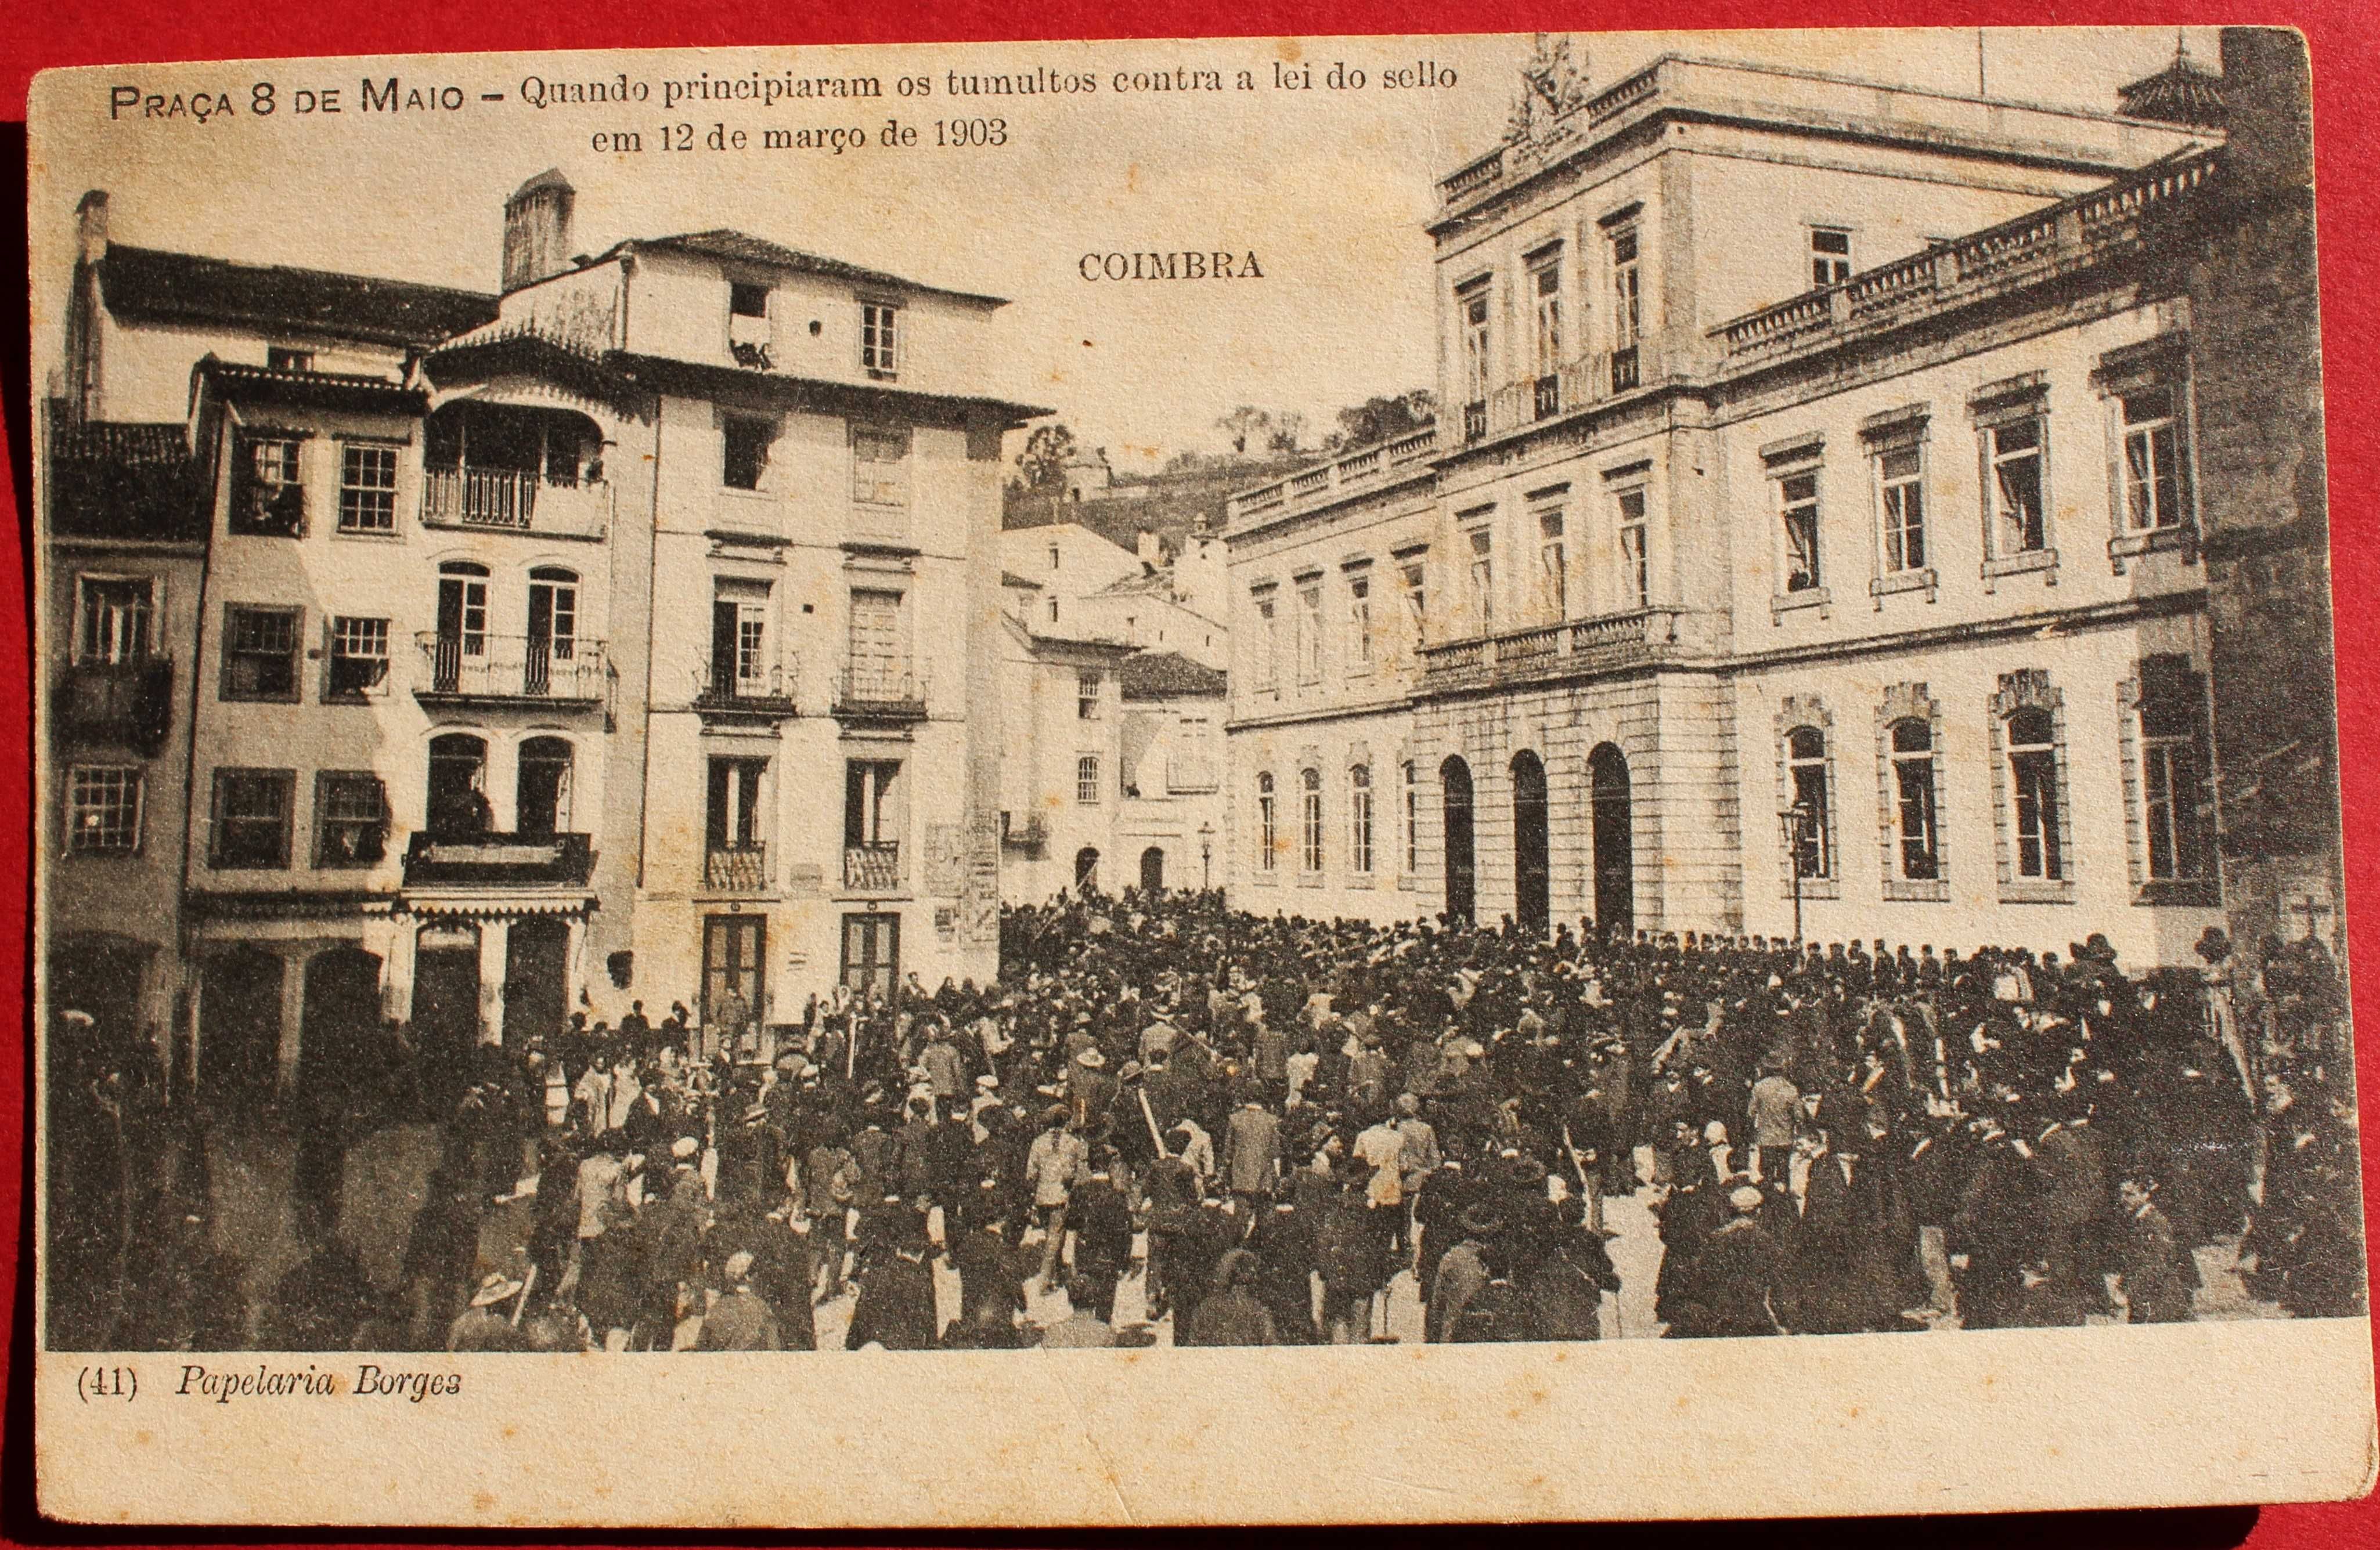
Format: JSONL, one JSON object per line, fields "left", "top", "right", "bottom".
{"left": 502, "top": 169, "right": 575, "bottom": 293}
{"left": 1137, "top": 529, "right": 1163, "bottom": 566}
{"left": 2220, "top": 27, "right": 2313, "bottom": 202}
{"left": 75, "top": 190, "right": 110, "bottom": 264}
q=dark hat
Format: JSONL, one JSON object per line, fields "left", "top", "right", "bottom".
{"left": 1458, "top": 1204, "right": 1506, "bottom": 1237}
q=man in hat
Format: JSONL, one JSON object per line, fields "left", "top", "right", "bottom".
{"left": 2116, "top": 1174, "right": 2199, "bottom": 1324}
{"left": 1223, "top": 1090, "right": 1285, "bottom": 1217}
{"left": 447, "top": 1272, "right": 530, "bottom": 1351}
{"left": 1668, "top": 1185, "right": 1786, "bottom": 1338}
{"left": 694, "top": 1249, "right": 782, "bottom": 1350}
{"left": 1426, "top": 1204, "right": 1502, "bottom": 1343}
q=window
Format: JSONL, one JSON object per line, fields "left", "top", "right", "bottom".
{"left": 77, "top": 576, "right": 153, "bottom": 663}
{"left": 1458, "top": 280, "right": 1491, "bottom": 436}
{"left": 710, "top": 586, "right": 774, "bottom": 698}
{"left": 1253, "top": 592, "right": 1280, "bottom": 691}
{"left": 1346, "top": 572, "right": 1373, "bottom": 670}
{"left": 2007, "top": 707, "right": 2064, "bottom": 881}
{"left": 337, "top": 442, "right": 399, "bottom": 533}
{"left": 266, "top": 347, "right": 313, "bottom": 373}
{"left": 1348, "top": 764, "right": 1375, "bottom": 875}
{"left": 232, "top": 432, "right": 305, "bottom": 536}
{"left": 66, "top": 767, "right": 142, "bottom": 854}
{"left": 314, "top": 772, "right": 388, "bottom": 868}
{"left": 1402, "top": 760, "right": 1420, "bottom": 873}
{"left": 210, "top": 768, "right": 294, "bottom": 869}
{"left": 1076, "top": 755, "right": 1102, "bottom": 805}
{"left": 432, "top": 563, "right": 489, "bottom": 691}
{"left": 860, "top": 301, "right": 900, "bottom": 377}
{"left": 1610, "top": 226, "right": 1642, "bottom": 391}
{"left": 1257, "top": 772, "right": 1278, "bottom": 873}
{"left": 843, "top": 759, "right": 899, "bottom": 852}
{"left": 1297, "top": 581, "right": 1324, "bottom": 682}
{"left": 1877, "top": 445, "right": 1927, "bottom": 573}
{"left": 1779, "top": 472, "right": 1822, "bottom": 592}
{"left": 2120, "top": 387, "right": 2188, "bottom": 532}
{"left": 1077, "top": 670, "right": 1103, "bottom": 720}
{"left": 1467, "top": 526, "right": 1495, "bottom": 628}
{"left": 1811, "top": 227, "right": 1853, "bottom": 287}
{"left": 1300, "top": 768, "right": 1324, "bottom": 873}
{"left": 1398, "top": 557, "right": 1427, "bottom": 648}
{"left": 712, "top": 757, "right": 770, "bottom": 854}
{"left": 1614, "top": 487, "right": 1650, "bottom": 609}
{"left": 222, "top": 605, "right": 300, "bottom": 701}
{"left": 852, "top": 425, "right": 910, "bottom": 507}
{"left": 1047, "top": 596, "right": 1061, "bottom": 626}
{"left": 1537, "top": 506, "right": 1567, "bottom": 618}
{"left": 845, "top": 588, "right": 904, "bottom": 696}
{"left": 1988, "top": 417, "right": 2047, "bottom": 554}
{"left": 1048, "top": 544, "right": 1061, "bottom": 571}
{"left": 722, "top": 415, "right": 773, "bottom": 491}
{"left": 1531, "top": 251, "right": 1564, "bottom": 417}
{"left": 326, "top": 616, "right": 390, "bottom": 699}
{"left": 1889, "top": 719, "right": 1940, "bottom": 880}
{"left": 1786, "top": 726, "right": 1832, "bottom": 879}
{"left": 529, "top": 566, "right": 579, "bottom": 652}
{"left": 730, "top": 281, "right": 770, "bottom": 319}
{"left": 2137, "top": 659, "right": 2212, "bottom": 884}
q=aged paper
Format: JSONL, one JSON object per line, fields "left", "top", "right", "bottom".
{"left": 25, "top": 27, "right": 2375, "bottom": 1527}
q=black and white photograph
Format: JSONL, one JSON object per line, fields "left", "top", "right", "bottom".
{"left": 22, "top": 24, "right": 2375, "bottom": 1527}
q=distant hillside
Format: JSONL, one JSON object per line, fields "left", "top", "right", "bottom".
{"left": 1004, "top": 455, "right": 1310, "bottom": 557}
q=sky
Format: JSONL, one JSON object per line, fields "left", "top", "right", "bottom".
{"left": 28, "top": 27, "right": 2217, "bottom": 474}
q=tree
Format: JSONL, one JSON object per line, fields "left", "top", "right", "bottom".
{"left": 1265, "top": 412, "right": 1308, "bottom": 456}
{"left": 1215, "top": 406, "right": 1275, "bottom": 458}
{"left": 1015, "top": 424, "right": 1079, "bottom": 492}
{"left": 1325, "top": 389, "right": 1438, "bottom": 453}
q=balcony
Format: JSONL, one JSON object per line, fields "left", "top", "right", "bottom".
{"left": 415, "top": 634, "right": 610, "bottom": 710}
{"left": 1419, "top": 607, "right": 1686, "bottom": 696}
{"left": 55, "top": 656, "right": 174, "bottom": 756}
{"left": 693, "top": 662, "right": 798, "bottom": 727}
{"left": 832, "top": 664, "right": 928, "bottom": 727}
{"left": 1711, "top": 150, "right": 2222, "bottom": 370}
{"left": 420, "top": 467, "right": 611, "bottom": 540}
{"left": 1469, "top": 344, "right": 1664, "bottom": 449}
{"left": 402, "top": 830, "right": 594, "bottom": 888}
{"left": 705, "top": 842, "right": 771, "bottom": 893}
{"left": 843, "top": 841, "right": 902, "bottom": 893}
{"left": 1226, "top": 426, "right": 1437, "bottom": 533}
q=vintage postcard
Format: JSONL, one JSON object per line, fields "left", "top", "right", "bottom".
{"left": 24, "top": 26, "right": 2376, "bottom": 1527}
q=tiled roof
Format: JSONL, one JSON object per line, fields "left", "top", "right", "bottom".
{"left": 100, "top": 245, "right": 497, "bottom": 346}
{"left": 626, "top": 230, "right": 1007, "bottom": 306}
{"left": 2118, "top": 50, "right": 2227, "bottom": 129}
{"left": 194, "top": 357, "right": 428, "bottom": 413}
{"left": 46, "top": 412, "right": 205, "bottom": 543}
{"left": 1120, "top": 651, "right": 1228, "bottom": 699}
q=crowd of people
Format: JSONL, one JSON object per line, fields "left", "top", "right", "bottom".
{"left": 46, "top": 887, "right": 2367, "bottom": 1353}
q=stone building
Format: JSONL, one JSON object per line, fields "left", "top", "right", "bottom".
{"left": 39, "top": 171, "right": 1040, "bottom": 1100}
{"left": 1224, "top": 35, "right": 2321, "bottom": 970}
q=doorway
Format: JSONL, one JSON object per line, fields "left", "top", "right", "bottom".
{"left": 1440, "top": 756, "right": 1475, "bottom": 924}
{"left": 1512, "top": 750, "right": 1549, "bottom": 936}
{"left": 1139, "top": 846, "right": 1166, "bottom": 894}
{"left": 503, "top": 917, "right": 573, "bottom": 1048}
{"left": 705, "top": 914, "right": 767, "bottom": 1028}
{"left": 413, "top": 924, "right": 481, "bottom": 1118}
{"left": 839, "top": 913, "right": 897, "bottom": 998}
{"left": 1589, "top": 742, "right": 1635, "bottom": 937}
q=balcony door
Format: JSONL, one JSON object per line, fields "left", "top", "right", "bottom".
{"left": 434, "top": 563, "right": 489, "bottom": 692}
{"left": 1440, "top": 755, "right": 1475, "bottom": 924}
{"left": 517, "top": 736, "right": 574, "bottom": 838}
{"left": 848, "top": 589, "right": 903, "bottom": 697}
{"left": 428, "top": 733, "right": 491, "bottom": 838}
{"left": 78, "top": 576, "right": 154, "bottom": 664}
{"left": 526, "top": 568, "right": 578, "bottom": 695}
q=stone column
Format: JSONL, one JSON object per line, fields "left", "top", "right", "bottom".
{"left": 477, "top": 917, "right": 512, "bottom": 1046}
{"left": 381, "top": 916, "right": 417, "bottom": 1024}
{"left": 275, "top": 948, "right": 310, "bottom": 1090}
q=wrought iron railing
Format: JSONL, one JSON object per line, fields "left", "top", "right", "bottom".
{"left": 416, "top": 633, "right": 608, "bottom": 702}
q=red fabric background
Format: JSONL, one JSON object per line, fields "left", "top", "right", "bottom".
{"left": 1, "top": 1, "right": 2374, "bottom": 1542}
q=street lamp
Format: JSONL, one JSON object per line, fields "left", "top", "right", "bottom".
{"left": 1778, "top": 801, "right": 1815, "bottom": 946}
{"left": 1198, "top": 821, "right": 1216, "bottom": 890}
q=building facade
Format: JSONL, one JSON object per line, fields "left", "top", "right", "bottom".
{"left": 39, "top": 172, "right": 1040, "bottom": 1103}
{"left": 1222, "top": 40, "right": 2314, "bottom": 969}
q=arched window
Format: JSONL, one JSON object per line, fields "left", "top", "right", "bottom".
{"left": 1786, "top": 725, "right": 1831, "bottom": 879}
{"left": 1889, "top": 718, "right": 1939, "bottom": 880}
{"left": 1300, "top": 767, "right": 1324, "bottom": 874}
{"left": 434, "top": 562, "right": 491, "bottom": 689}
{"left": 517, "top": 736, "right": 574, "bottom": 837}
{"left": 1347, "top": 763, "right": 1374, "bottom": 875}
{"left": 1074, "top": 846, "right": 1101, "bottom": 893}
{"left": 427, "top": 733, "right": 489, "bottom": 838}
{"left": 2007, "top": 706, "right": 2063, "bottom": 880}
{"left": 1256, "top": 772, "right": 1276, "bottom": 874}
